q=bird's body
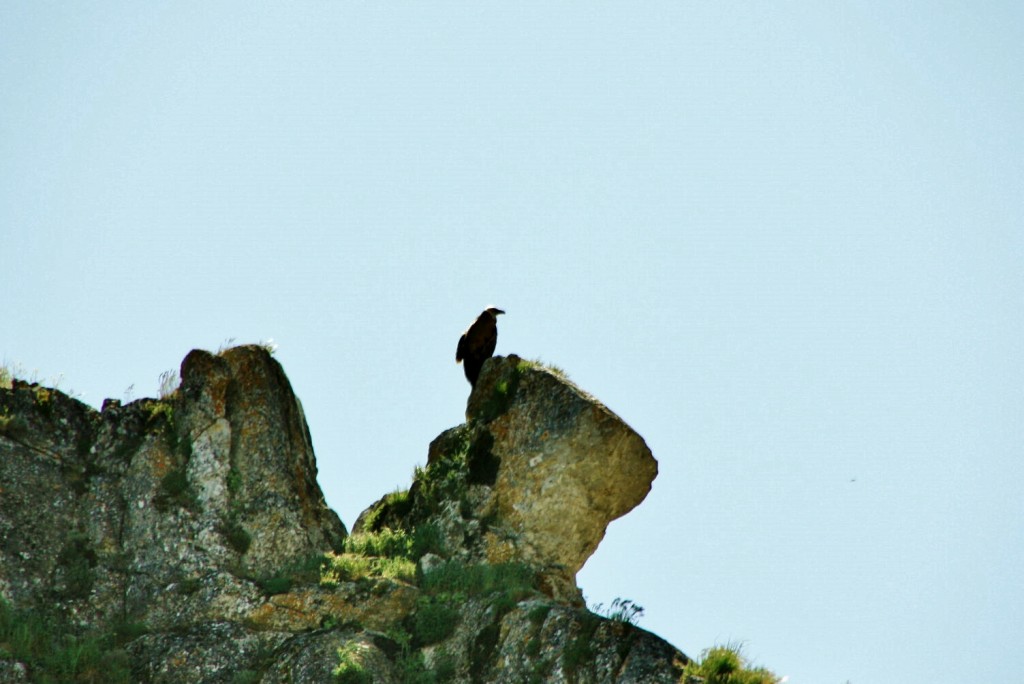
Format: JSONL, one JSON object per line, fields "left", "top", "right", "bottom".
{"left": 456, "top": 307, "right": 505, "bottom": 387}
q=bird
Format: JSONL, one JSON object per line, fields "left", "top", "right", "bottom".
{"left": 456, "top": 307, "right": 505, "bottom": 387}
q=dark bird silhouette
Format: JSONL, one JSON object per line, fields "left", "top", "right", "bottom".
{"left": 456, "top": 307, "right": 505, "bottom": 387}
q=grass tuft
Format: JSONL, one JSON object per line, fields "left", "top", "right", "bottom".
{"left": 345, "top": 528, "right": 413, "bottom": 559}
{"left": 333, "top": 642, "right": 373, "bottom": 684}
{"left": 222, "top": 520, "right": 252, "bottom": 555}
{"left": 591, "top": 597, "right": 644, "bottom": 626}
{"left": 682, "top": 644, "right": 781, "bottom": 684}
{"left": 419, "top": 561, "right": 536, "bottom": 598}
{"left": 0, "top": 599, "right": 134, "bottom": 683}
{"left": 321, "top": 553, "right": 416, "bottom": 585}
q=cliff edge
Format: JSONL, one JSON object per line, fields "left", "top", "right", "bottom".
{"left": 0, "top": 347, "right": 687, "bottom": 683}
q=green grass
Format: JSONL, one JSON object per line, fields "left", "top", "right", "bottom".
{"left": 410, "top": 522, "right": 446, "bottom": 559}
{"left": 475, "top": 363, "right": 522, "bottom": 423}
{"left": 221, "top": 519, "right": 252, "bottom": 555}
{"left": 405, "top": 559, "right": 540, "bottom": 653}
{"left": 230, "top": 671, "right": 262, "bottom": 684}
{"left": 333, "top": 642, "right": 372, "bottom": 684}
{"left": 320, "top": 553, "right": 416, "bottom": 585}
{"left": 226, "top": 466, "right": 243, "bottom": 495}
{"left": 320, "top": 527, "right": 423, "bottom": 586}
{"left": 419, "top": 561, "right": 537, "bottom": 598}
{"left": 411, "top": 597, "right": 460, "bottom": 645}
{"left": 681, "top": 645, "right": 781, "bottom": 684}
{"left": 56, "top": 534, "right": 97, "bottom": 600}
{"left": 0, "top": 364, "right": 13, "bottom": 389}
{"left": 257, "top": 575, "right": 293, "bottom": 595}
{"left": 0, "top": 600, "right": 137, "bottom": 683}
{"left": 249, "top": 554, "right": 330, "bottom": 595}
{"left": 343, "top": 524, "right": 446, "bottom": 562}
{"left": 413, "top": 432, "right": 471, "bottom": 515}
{"left": 521, "top": 357, "right": 570, "bottom": 380}
{"left": 345, "top": 528, "right": 414, "bottom": 559}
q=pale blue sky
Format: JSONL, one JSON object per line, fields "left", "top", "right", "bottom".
{"left": 3, "top": 3, "right": 1022, "bottom": 683}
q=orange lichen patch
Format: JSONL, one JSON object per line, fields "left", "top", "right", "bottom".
{"left": 149, "top": 442, "right": 175, "bottom": 479}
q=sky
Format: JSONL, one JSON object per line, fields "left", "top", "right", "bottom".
{"left": 2, "top": 2, "right": 1022, "bottom": 682}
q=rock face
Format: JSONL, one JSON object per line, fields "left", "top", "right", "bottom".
{"left": 471, "top": 356, "right": 658, "bottom": 589}
{"left": 0, "top": 348, "right": 685, "bottom": 683}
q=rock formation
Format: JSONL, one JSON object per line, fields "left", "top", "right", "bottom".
{"left": 0, "top": 348, "right": 687, "bottom": 683}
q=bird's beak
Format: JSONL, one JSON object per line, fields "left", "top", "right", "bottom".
{"left": 494, "top": 309, "right": 505, "bottom": 315}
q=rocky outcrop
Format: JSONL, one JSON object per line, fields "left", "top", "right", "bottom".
{"left": 471, "top": 356, "right": 657, "bottom": 590}
{"left": 0, "top": 348, "right": 686, "bottom": 683}
{"left": 358, "top": 355, "right": 659, "bottom": 603}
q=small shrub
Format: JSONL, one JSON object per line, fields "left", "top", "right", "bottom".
{"left": 226, "top": 466, "right": 243, "bottom": 495}
{"left": 385, "top": 625, "right": 413, "bottom": 653}
{"left": 413, "top": 432, "right": 472, "bottom": 516}
{"left": 155, "top": 467, "right": 197, "bottom": 511}
{"left": 334, "top": 642, "right": 372, "bottom": 684}
{"left": 0, "top": 412, "right": 29, "bottom": 439}
{"left": 222, "top": 520, "right": 252, "bottom": 555}
{"left": 33, "top": 387, "right": 54, "bottom": 417}
{"left": 322, "top": 553, "right": 371, "bottom": 585}
{"left": 432, "top": 648, "right": 457, "bottom": 680}
{"left": 411, "top": 522, "right": 446, "bottom": 559}
{"left": 412, "top": 597, "right": 460, "bottom": 645}
{"left": 0, "top": 600, "right": 132, "bottom": 683}
{"left": 230, "top": 671, "right": 262, "bottom": 684}
{"left": 345, "top": 528, "right": 413, "bottom": 559}
{"left": 56, "top": 534, "right": 97, "bottom": 599}
{"left": 420, "top": 561, "right": 536, "bottom": 598}
{"left": 525, "top": 634, "right": 542, "bottom": 657}
{"left": 321, "top": 553, "right": 415, "bottom": 585}
{"left": 257, "top": 575, "right": 292, "bottom": 595}
{"left": 394, "top": 649, "right": 440, "bottom": 684}
{"left": 682, "top": 645, "right": 781, "bottom": 684}
{"left": 376, "top": 556, "right": 417, "bottom": 582}
{"left": 528, "top": 604, "right": 552, "bottom": 626}
{"left": 146, "top": 401, "right": 175, "bottom": 426}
